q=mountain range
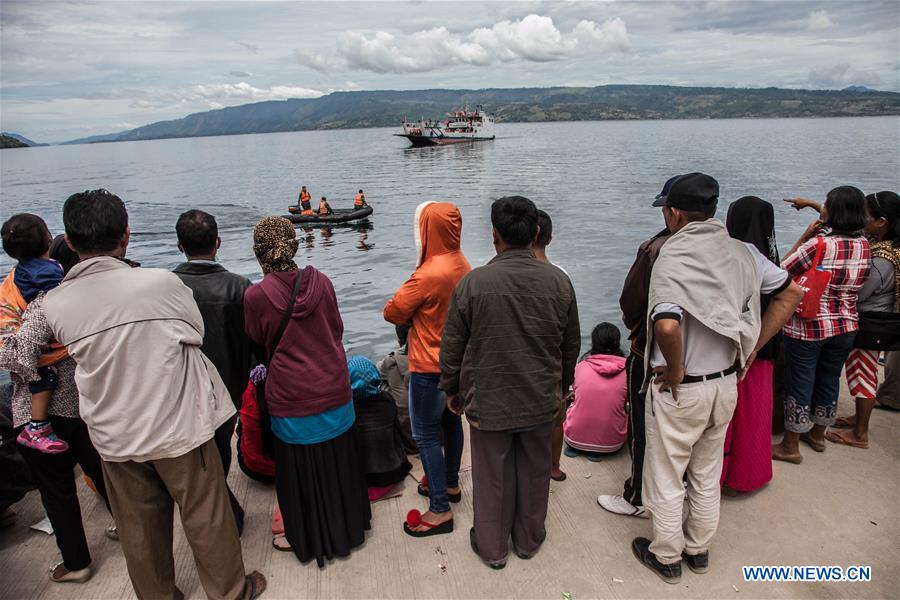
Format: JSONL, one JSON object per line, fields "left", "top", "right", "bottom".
{"left": 47, "top": 84, "right": 900, "bottom": 145}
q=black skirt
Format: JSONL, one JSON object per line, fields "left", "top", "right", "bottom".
{"left": 274, "top": 426, "right": 372, "bottom": 568}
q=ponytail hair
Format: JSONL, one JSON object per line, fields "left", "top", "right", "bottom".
{"left": 589, "top": 322, "right": 625, "bottom": 357}
{"left": 867, "top": 191, "right": 900, "bottom": 243}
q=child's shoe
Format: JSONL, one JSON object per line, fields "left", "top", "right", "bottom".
{"left": 17, "top": 423, "right": 69, "bottom": 454}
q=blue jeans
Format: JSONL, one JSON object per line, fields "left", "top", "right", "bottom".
{"left": 783, "top": 332, "right": 855, "bottom": 433}
{"left": 408, "top": 373, "right": 463, "bottom": 514}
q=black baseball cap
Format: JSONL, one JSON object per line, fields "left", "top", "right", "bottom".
{"left": 651, "top": 175, "right": 684, "bottom": 207}
{"left": 663, "top": 172, "right": 719, "bottom": 211}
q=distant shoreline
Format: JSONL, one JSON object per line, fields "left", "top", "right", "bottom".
{"left": 36, "top": 113, "right": 895, "bottom": 147}
{"left": 52, "top": 84, "right": 898, "bottom": 147}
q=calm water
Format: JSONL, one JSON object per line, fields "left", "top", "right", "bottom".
{"left": 2, "top": 117, "right": 898, "bottom": 359}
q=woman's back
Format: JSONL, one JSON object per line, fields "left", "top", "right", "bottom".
{"left": 244, "top": 266, "right": 351, "bottom": 418}
{"left": 783, "top": 234, "right": 870, "bottom": 340}
{"left": 563, "top": 354, "right": 627, "bottom": 453}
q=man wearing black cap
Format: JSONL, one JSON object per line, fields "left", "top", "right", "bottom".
{"left": 598, "top": 175, "right": 677, "bottom": 519}
{"left": 632, "top": 173, "right": 802, "bottom": 583}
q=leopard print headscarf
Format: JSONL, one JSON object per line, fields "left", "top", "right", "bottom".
{"left": 253, "top": 216, "right": 299, "bottom": 273}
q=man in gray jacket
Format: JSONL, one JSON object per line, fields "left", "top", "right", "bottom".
{"left": 42, "top": 190, "right": 265, "bottom": 599}
{"left": 440, "top": 196, "right": 580, "bottom": 569}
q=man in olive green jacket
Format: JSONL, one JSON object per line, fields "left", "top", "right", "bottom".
{"left": 440, "top": 195, "right": 580, "bottom": 569}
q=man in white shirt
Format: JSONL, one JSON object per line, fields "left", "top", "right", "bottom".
{"left": 633, "top": 174, "right": 802, "bottom": 583}
{"left": 43, "top": 190, "right": 266, "bottom": 599}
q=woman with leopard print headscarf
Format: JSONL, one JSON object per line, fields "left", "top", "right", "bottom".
{"left": 244, "top": 216, "right": 371, "bottom": 567}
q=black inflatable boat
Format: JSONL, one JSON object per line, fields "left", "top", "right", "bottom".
{"left": 285, "top": 206, "right": 373, "bottom": 224}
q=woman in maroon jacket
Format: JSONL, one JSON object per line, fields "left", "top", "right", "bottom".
{"left": 244, "top": 216, "right": 370, "bottom": 568}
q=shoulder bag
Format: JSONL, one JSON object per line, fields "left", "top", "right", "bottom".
{"left": 256, "top": 269, "right": 305, "bottom": 458}
{"left": 793, "top": 237, "right": 832, "bottom": 320}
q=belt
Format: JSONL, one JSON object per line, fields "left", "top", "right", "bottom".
{"left": 680, "top": 365, "right": 738, "bottom": 384}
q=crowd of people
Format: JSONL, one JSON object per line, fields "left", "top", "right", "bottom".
{"left": 0, "top": 175, "right": 897, "bottom": 595}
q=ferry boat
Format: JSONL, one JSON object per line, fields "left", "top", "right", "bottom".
{"left": 395, "top": 106, "right": 495, "bottom": 147}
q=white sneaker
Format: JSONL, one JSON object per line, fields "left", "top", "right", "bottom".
{"left": 597, "top": 494, "right": 649, "bottom": 519}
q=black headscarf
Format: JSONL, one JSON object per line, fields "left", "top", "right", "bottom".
{"left": 726, "top": 196, "right": 779, "bottom": 265}
{"left": 726, "top": 195, "right": 781, "bottom": 361}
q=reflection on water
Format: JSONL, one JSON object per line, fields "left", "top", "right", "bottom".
{"left": 2, "top": 118, "right": 898, "bottom": 360}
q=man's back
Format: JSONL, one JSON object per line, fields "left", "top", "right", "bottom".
{"left": 440, "top": 248, "right": 580, "bottom": 431}
{"left": 44, "top": 256, "right": 234, "bottom": 462}
{"left": 173, "top": 262, "right": 252, "bottom": 409}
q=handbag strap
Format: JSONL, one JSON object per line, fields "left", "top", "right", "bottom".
{"left": 811, "top": 236, "right": 826, "bottom": 269}
{"left": 267, "top": 268, "right": 305, "bottom": 365}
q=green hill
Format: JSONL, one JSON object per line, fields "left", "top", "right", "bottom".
{"left": 65, "top": 85, "right": 900, "bottom": 145}
{"left": 0, "top": 134, "right": 29, "bottom": 148}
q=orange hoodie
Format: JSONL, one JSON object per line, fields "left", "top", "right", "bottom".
{"left": 384, "top": 202, "right": 470, "bottom": 373}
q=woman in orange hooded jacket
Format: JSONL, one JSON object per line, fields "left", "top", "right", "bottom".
{"left": 384, "top": 201, "right": 470, "bottom": 537}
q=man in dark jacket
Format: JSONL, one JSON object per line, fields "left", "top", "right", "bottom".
{"left": 597, "top": 176, "right": 675, "bottom": 520}
{"left": 173, "top": 209, "right": 252, "bottom": 534}
{"left": 440, "top": 196, "right": 580, "bottom": 569}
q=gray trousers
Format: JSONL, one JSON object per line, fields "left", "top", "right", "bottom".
{"left": 877, "top": 351, "right": 900, "bottom": 409}
{"left": 470, "top": 421, "right": 552, "bottom": 563}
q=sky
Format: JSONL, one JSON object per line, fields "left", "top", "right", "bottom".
{"left": 1, "top": 0, "right": 898, "bottom": 143}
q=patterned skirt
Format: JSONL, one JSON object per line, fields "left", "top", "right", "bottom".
{"left": 846, "top": 349, "right": 881, "bottom": 399}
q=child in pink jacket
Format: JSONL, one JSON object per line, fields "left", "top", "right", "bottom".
{"left": 563, "top": 323, "right": 628, "bottom": 454}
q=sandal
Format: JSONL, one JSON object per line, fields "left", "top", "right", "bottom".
{"left": 799, "top": 432, "right": 825, "bottom": 453}
{"left": 832, "top": 416, "right": 855, "bottom": 429}
{"left": 402, "top": 509, "right": 454, "bottom": 538}
{"left": 825, "top": 430, "right": 869, "bottom": 449}
{"left": 772, "top": 445, "right": 802, "bottom": 464}
{"left": 272, "top": 535, "right": 292, "bottom": 552}
{"left": 243, "top": 570, "right": 267, "bottom": 600}
{"left": 417, "top": 485, "right": 461, "bottom": 503}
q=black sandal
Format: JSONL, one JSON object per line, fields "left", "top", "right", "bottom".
{"left": 243, "top": 571, "right": 267, "bottom": 600}
{"left": 403, "top": 517, "right": 454, "bottom": 538}
{"left": 417, "top": 485, "right": 462, "bottom": 503}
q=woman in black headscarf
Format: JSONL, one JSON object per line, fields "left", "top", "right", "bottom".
{"left": 721, "top": 196, "right": 780, "bottom": 493}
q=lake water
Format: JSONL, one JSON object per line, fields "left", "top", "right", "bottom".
{"left": 2, "top": 117, "right": 898, "bottom": 359}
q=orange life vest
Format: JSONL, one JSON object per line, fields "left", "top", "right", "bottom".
{"left": 300, "top": 190, "right": 311, "bottom": 202}
{"left": 354, "top": 193, "right": 365, "bottom": 208}
{"left": 319, "top": 200, "right": 332, "bottom": 215}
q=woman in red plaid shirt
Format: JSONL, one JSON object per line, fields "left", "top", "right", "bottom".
{"left": 774, "top": 186, "right": 870, "bottom": 464}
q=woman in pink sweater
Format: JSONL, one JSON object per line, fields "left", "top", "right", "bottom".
{"left": 563, "top": 323, "right": 628, "bottom": 455}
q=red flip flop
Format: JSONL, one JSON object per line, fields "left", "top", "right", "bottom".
{"left": 402, "top": 509, "right": 454, "bottom": 538}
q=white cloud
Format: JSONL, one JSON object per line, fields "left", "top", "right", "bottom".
{"left": 185, "top": 82, "right": 324, "bottom": 103}
{"left": 296, "top": 14, "right": 631, "bottom": 74}
{"left": 808, "top": 63, "right": 882, "bottom": 88}
{"left": 808, "top": 10, "right": 834, "bottom": 30}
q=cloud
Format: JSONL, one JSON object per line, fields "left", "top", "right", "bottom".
{"left": 295, "top": 14, "right": 630, "bottom": 74}
{"left": 228, "top": 71, "right": 252, "bottom": 78}
{"left": 808, "top": 10, "right": 834, "bottom": 30}
{"left": 184, "top": 82, "right": 324, "bottom": 104}
{"left": 293, "top": 49, "right": 343, "bottom": 73}
{"left": 808, "top": 64, "right": 882, "bottom": 88}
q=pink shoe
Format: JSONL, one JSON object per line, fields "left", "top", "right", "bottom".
{"left": 17, "top": 424, "right": 69, "bottom": 454}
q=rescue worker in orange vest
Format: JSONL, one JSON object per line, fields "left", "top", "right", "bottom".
{"left": 354, "top": 190, "right": 367, "bottom": 209}
{"left": 299, "top": 186, "right": 313, "bottom": 215}
{"left": 318, "top": 196, "right": 334, "bottom": 216}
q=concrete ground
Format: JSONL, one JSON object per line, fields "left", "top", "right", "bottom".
{"left": 2, "top": 380, "right": 898, "bottom": 600}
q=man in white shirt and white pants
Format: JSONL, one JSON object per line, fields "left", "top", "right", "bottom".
{"left": 633, "top": 173, "right": 803, "bottom": 583}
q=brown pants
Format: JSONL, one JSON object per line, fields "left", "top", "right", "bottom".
{"left": 469, "top": 422, "right": 552, "bottom": 563}
{"left": 101, "top": 438, "right": 246, "bottom": 600}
